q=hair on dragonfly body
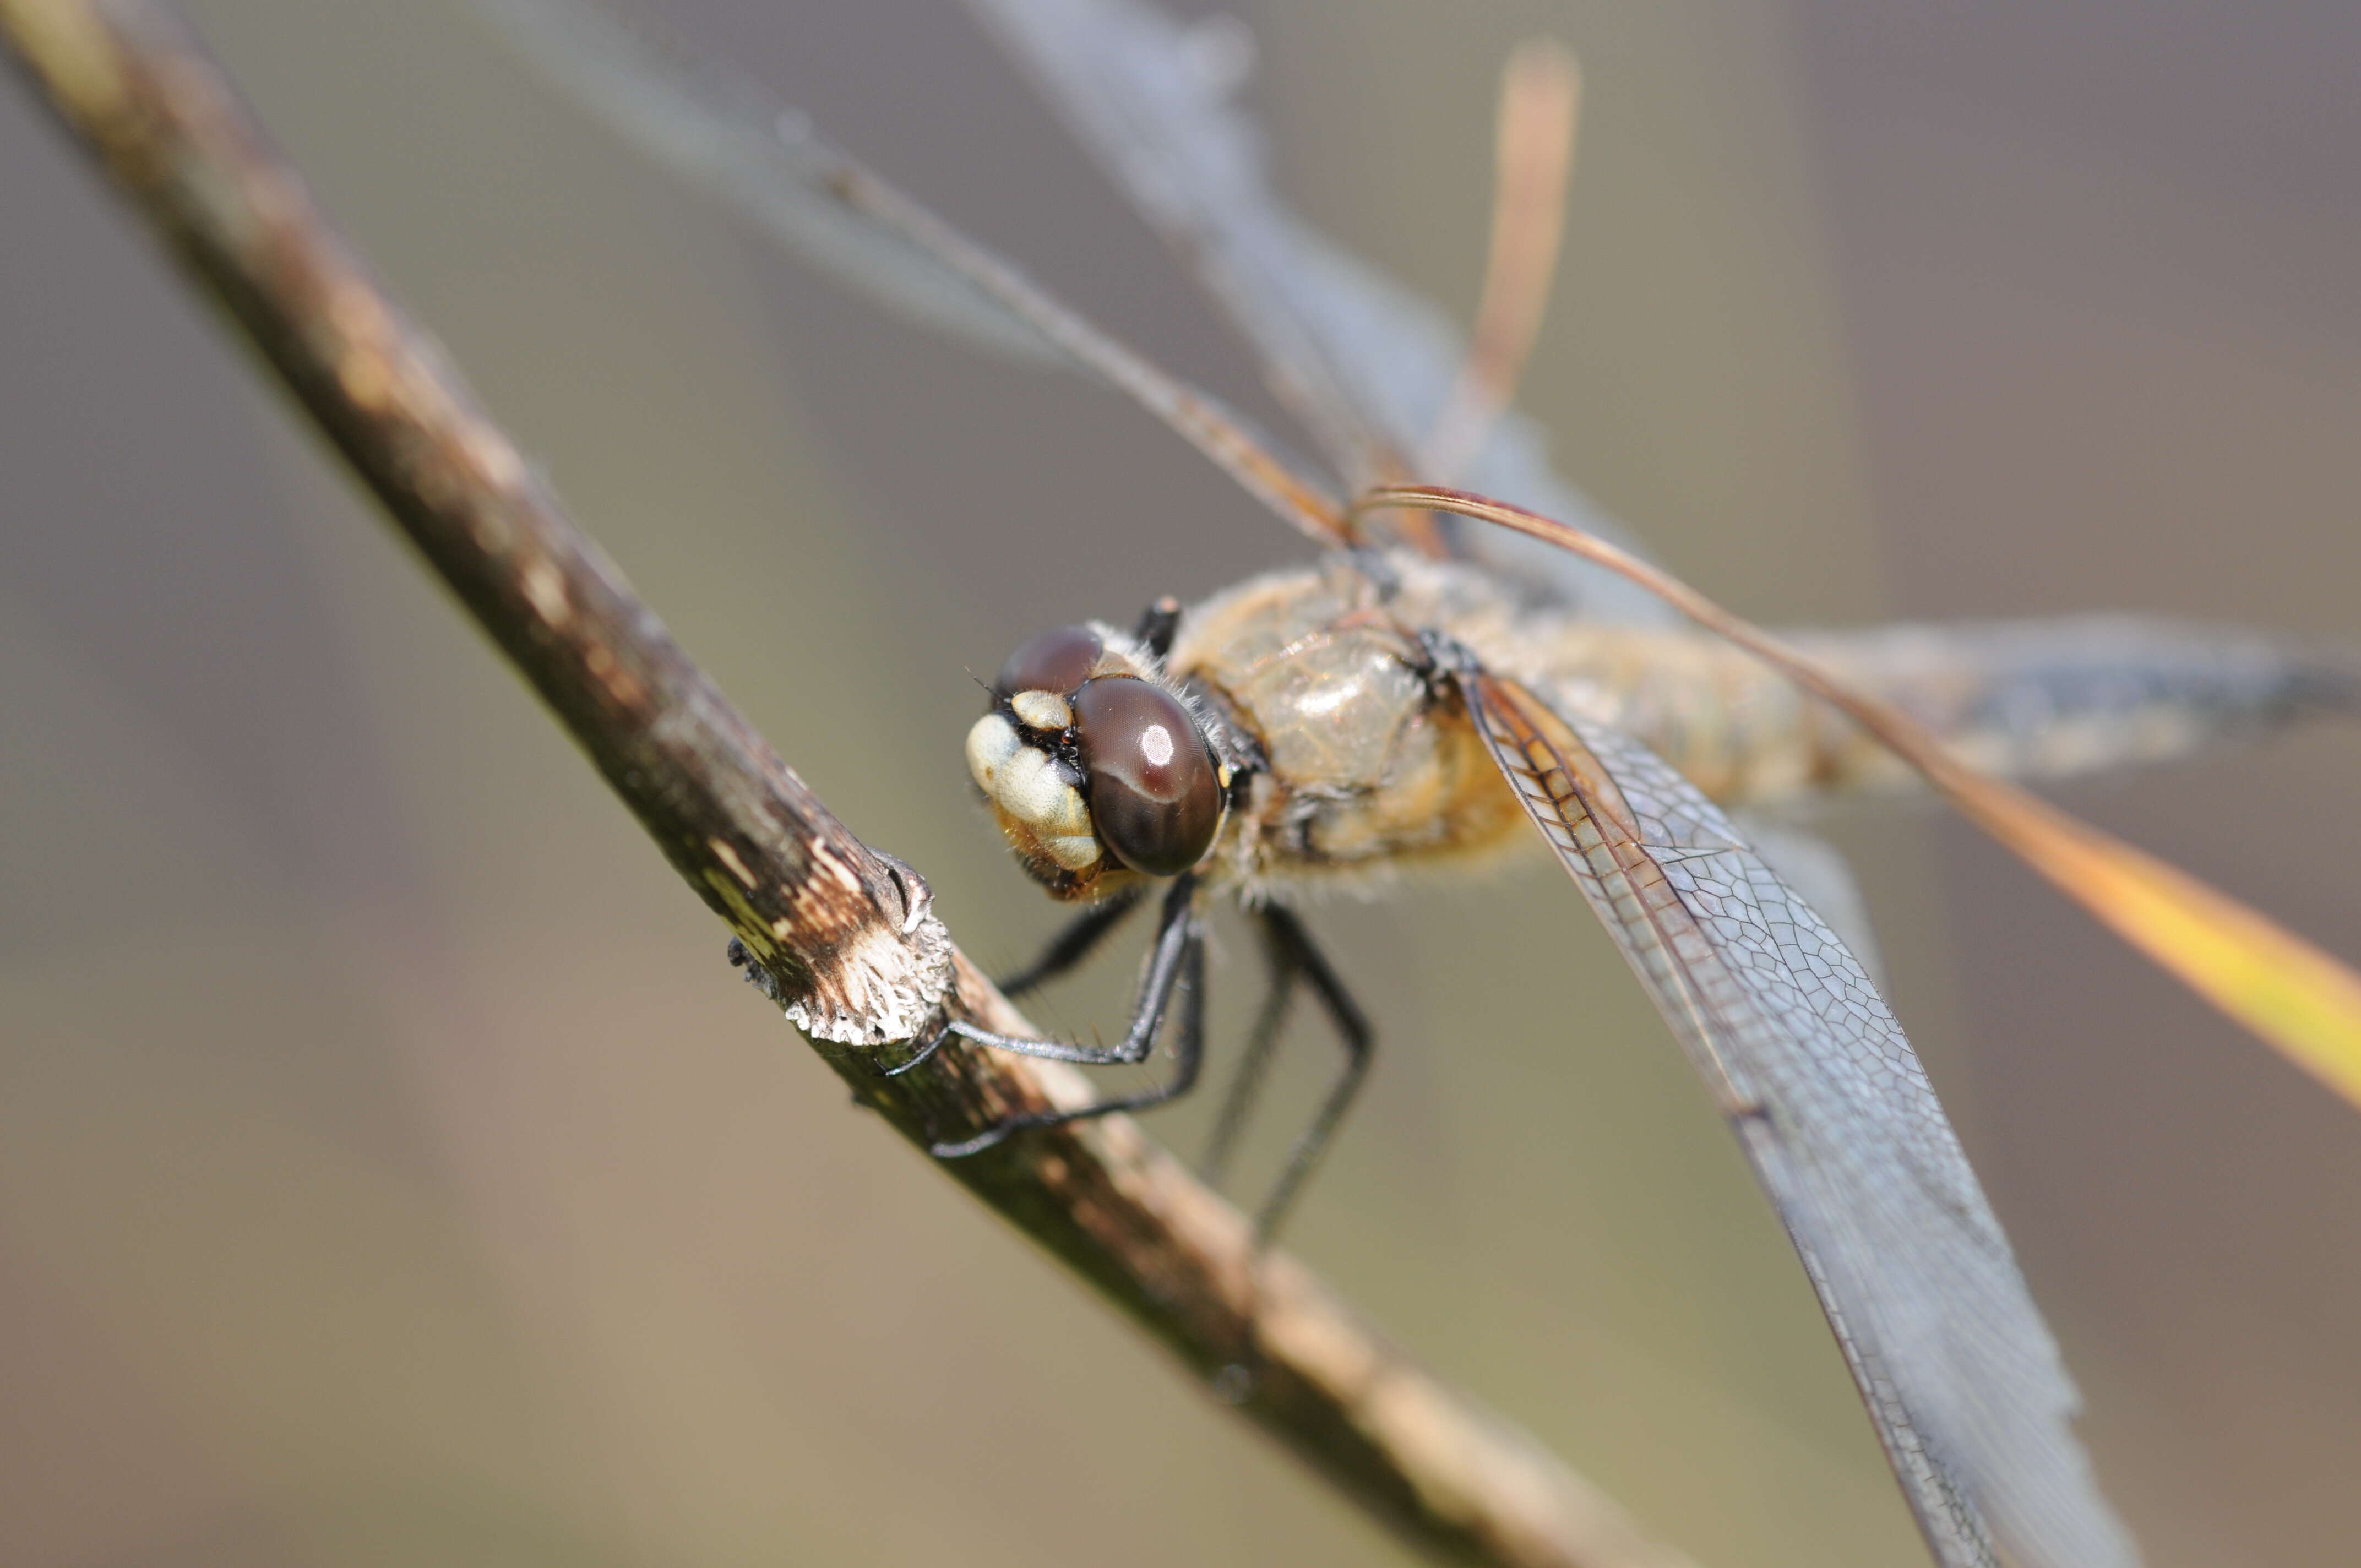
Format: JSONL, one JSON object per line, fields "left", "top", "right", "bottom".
{"left": 476, "top": 2, "right": 2361, "bottom": 1565}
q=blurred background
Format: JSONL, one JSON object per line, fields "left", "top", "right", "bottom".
{"left": 4, "top": 1, "right": 2358, "bottom": 1564}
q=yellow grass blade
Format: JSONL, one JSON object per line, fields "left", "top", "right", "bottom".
{"left": 1962, "top": 788, "right": 2361, "bottom": 1105}
{"left": 1357, "top": 482, "right": 2361, "bottom": 1109}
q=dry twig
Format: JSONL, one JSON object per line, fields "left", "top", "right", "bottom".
{"left": 0, "top": 4, "right": 1698, "bottom": 1565}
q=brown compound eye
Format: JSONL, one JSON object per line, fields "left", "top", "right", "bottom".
{"left": 993, "top": 624, "right": 1103, "bottom": 699}
{"left": 1071, "top": 677, "right": 1221, "bottom": 877}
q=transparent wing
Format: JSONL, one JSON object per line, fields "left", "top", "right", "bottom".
{"left": 1460, "top": 664, "right": 2138, "bottom": 1568}
{"left": 964, "top": 0, "right": 1678, "bottom": 624}
{"left": 472, "top": 0, "right": 1059, "bottom": 362}
{"left": 1728, "top": 815, "right": 1886, "bottom": 992}
{"left": 470, "top": 0, "right": 1348, "bottom": 544}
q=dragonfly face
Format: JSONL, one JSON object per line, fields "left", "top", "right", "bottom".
{"left": 966, "top": 619, "right": 1230, "bottom": 897}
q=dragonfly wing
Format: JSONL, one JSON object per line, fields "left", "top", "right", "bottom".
{"left": 472, "top": 0, "right": 1059, "bottom": 362}
{"left": 1460, "top": 664, "right": 2138, "bottom": 1568}
{"left": 965, "top": 0, "right": 1678, "bottom": 624}
{"left": 1728, "top": 815, "right": 1886, "bottom": 992}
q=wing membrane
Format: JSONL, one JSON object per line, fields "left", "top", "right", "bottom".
{"left": 964, "top": 0, "right": 1677, "bottom": 624}
{"left": 472, "top": 0, "right": 1348, "bottom": 545}
{"left": 1461, "top": 666, "right": 2136, "bottom": 1568}
{"left": 1729, "top": 815, "right": 1886, "bottom": 990}
{"left": 474, "top": 0, "right": 1057, "bottom": 361}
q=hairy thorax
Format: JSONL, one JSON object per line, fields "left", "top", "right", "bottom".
{"left": 1169, "top": 558, "right": 1531, "bottom": 894}
{"left": 1168, "top": 553, "right": 1836, "bottom": 897}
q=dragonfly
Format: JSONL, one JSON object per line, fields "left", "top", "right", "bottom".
{"left": 475, "top": 2, "right": 2360, "bottom": 1565}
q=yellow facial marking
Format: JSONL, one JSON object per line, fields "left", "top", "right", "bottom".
{"left": 967, "top": 712, "right": 1020, "bottom": 791}
{"left": 969, "top": 711, "right": 1101, "bottom": 874}
{"left": 1043, "top": 833, "right": 1102, "bottom": 871}
{"left": 1010, "top": 689, "right": 1073, "bottom": 731}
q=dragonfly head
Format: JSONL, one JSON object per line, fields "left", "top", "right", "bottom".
{"left": 966, "top": 623, "right": 1227, "bottom": 899}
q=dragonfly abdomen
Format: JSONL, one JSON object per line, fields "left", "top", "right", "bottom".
{"left": 1516, "top": 614, "right": 2355, "bottom": 810}
{"left": 1788, "top": 617, "right": 2359, "bottom": 794}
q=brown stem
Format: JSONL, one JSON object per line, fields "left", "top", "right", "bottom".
{"left": 0, "top": 4, "right": 1696, "bottom": 1565}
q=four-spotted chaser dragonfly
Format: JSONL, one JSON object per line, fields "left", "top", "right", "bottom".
{"left": 479, "top": 1, "right": 2357, "bottom": 1564}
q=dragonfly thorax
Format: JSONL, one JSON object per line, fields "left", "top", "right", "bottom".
{"left": 1165, "top": 558, "right": 1535, "bottom": 891}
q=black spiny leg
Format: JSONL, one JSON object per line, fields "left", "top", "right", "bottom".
{"left": 997, "top": 885, "right": 1144, "bottom": 998}
{"left": 1209, "top": 907, "right": 1374, "bottom": 1244}
{"left": 883, "top": 886, "right": 1145, "bottom": 1077}
{"left": 1134, "top": 595, "right": 1182, "bottom": 660}
{"left": 1198, "top": 915, "right": 1300, "bottom": 1189}
{"left": 927, "top": 875, "right": 1206, "bottom": 1156}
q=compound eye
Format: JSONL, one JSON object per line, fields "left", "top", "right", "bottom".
{"left": 994, "top": 625, "right": 1104, "bottom": 699}
{"left": 1071, "top": 678, "right": 1220, "bottom": 877}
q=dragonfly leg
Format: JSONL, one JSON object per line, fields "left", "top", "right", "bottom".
{"left": 1198, "top": 913, "right": 1302, "bottom": 1189}
{"left": 927, "top": 876, "right": 1207, "bottom": 1156}
{"left": 1241, "top": 907, "right": 1373, "bottom": 1245}
{"left": 1133, "top": 595, "right": 1183, "bottom": 660}
{"left": 995, "top": 884, "right": 1145, "bottom": 998}
{"left": 885, "top": 881, "right": 1167, "bottom": 1078}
